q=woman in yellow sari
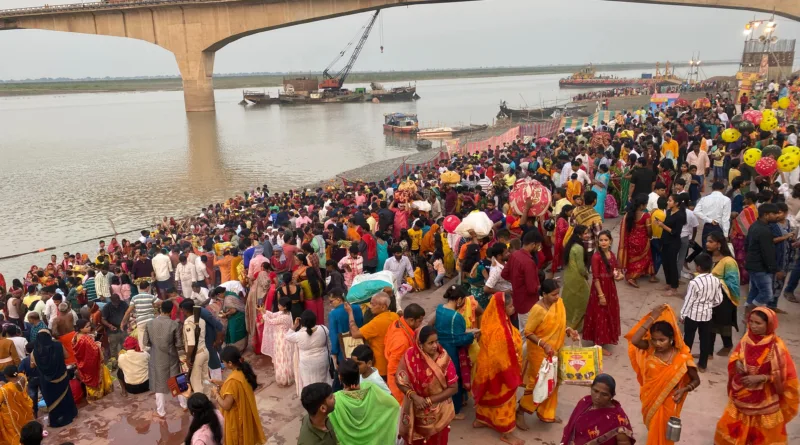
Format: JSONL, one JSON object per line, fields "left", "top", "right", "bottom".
{"left": 519, "top": 279, "right": 580, "bottom": 426}
{"left": 472, "top": 292, "right": 524, "bottom": 445}
{"left": 0, "top": 365, "right": 34, "bottom": 445}
{"left": 626, "top": 304, "right": 701, "bottom": 445}
{"left": 211, "top": 346, "right": 266, "bottom": 445}
{"left": 441, "top": 233, "right": 456, "bottom": 276}
{"left": 714, "top": 308, "right": 799, "bottom": 445}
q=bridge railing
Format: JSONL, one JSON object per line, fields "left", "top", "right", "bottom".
{"left": 0, "top": 0, "right": 234, "bottom": 18}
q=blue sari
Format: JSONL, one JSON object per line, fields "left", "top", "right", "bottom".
{"left": 592, "top": 172, "right": 610, "bottom": 221}
{"left": 433, "top": 304, "right": 474, "bottom": 414}
{"left": 376, "top": 240, "right": 388, "bottom": 272}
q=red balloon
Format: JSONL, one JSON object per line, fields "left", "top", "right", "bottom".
{"left": 743, "top": 110, "right": 763, "bottom": 125}
{"left": 443, "top": 215, "right": 461, "bottom": 234}
{"left": 755, "top": 157, "right": 777, "bottom": 176}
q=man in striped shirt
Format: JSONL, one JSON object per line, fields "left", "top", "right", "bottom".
{"left": 679, "top": 253, "right": 723, "bottom": 372}
{"left": 122, "top": 281, "right": 159, "bottom": 349}
{"left": 84, "top": 270, "right": 98, "bottom": 304}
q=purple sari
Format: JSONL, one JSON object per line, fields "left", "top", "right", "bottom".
{"left": 561, "top": 395, "right": 635, "bottom": 445}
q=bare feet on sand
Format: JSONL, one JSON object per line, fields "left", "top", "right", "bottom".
{"left": 500, "top": 432, "right": 526, "bottom": 445}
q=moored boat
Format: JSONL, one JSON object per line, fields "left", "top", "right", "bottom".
{"left": 383, "top": 113, "right": 419, "bottom": 133}
{"left": 369, "top": 83, "right": 421, "bottom": 102}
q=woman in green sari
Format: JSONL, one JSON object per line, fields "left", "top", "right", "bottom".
{"left": 330, "top": 359, "right": 400, "bottom": 444}
{"left": 706, "top": 232, "right": 740, "bottom": 357}
{"left": 221, "top": 289, "right": 248, "bottom": 351}
{"left": 561, "top": 225, "right": 591, "bottom": 332}
{"left": 618, "top": 155, "right": 633, "bottom": 213}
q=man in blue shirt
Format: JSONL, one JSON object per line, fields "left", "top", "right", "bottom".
{"left": 328, "top": 291, "right": 362, "bottom": 391}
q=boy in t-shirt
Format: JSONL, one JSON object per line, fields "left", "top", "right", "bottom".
{"left": 680, "top": 253, "right": 723, "bottom": 371}
{"left": 351, "top": 344, "right": 391, "bottom": 395}
{"left": 711, "top": 144, "right": 726, "bottom": 183}
{"left": 650, "top": 197, "right": 667, "bottom": 283}
{"left": 689, "top": 165, "right": 702, "bottom": 202}
{"left": 407, "top": 220, "right": 424, "bottom": 257}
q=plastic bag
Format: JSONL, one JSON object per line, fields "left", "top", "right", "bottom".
{"left": 533, "top": 355, "right": 557, "bottom": 403}
{"left": 411, "top": 200, "right": 432, "bottom": 212}
{"left": 346, "top": 271, "right": 395, "bottom": 304}
{"left": 559, "top": 342, "right": 603, "bottom": 386}
{"left": 455, "top": 211, "right": 493, "bottom": 238}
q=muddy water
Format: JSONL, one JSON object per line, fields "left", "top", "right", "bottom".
{"left": 0, "top": 65, "right": 738, "bottom": 278}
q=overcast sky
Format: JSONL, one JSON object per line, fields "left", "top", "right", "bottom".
{"left": 1, "top": 0, "right": 798, "bottom": 80}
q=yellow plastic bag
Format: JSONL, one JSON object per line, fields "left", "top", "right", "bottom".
{"left": 558, "top": 342, "right": 603, "bottom": 386}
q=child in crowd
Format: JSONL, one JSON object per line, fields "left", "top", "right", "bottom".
{"left": 649, "top": 197, "right": 667, "bottom": 283}
{"left": 432, "top": 252, "right": 446, "bottom": 287}
{"left": 407, "top": 220, "right": 424, "bottom": 257}
{"left": 350, "top": 344, "right": 391, "bottom": 395}
{"left": 689, "top": 165, "right": 702, "bottom": 202}
{"left": 680, "top": 253, "right": 724, "bottom": 372}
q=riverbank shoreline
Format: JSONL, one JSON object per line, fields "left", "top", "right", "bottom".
{"left": 0, "top": 61, "right": 736, "bottom": 97}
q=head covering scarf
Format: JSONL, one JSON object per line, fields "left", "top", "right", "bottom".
{"left": 123, "top": 336, "right": 141, "bottom": 352}
{"left": 33, "top": 330, "right": 67, "bottom": 381}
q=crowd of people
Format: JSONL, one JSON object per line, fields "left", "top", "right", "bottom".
{"left": 0, "top": 75, "right": 799, "bottom": 445}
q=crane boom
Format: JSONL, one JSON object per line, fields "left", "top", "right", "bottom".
{"left": 319, "top": 10, "right": 380, "bottom": 90}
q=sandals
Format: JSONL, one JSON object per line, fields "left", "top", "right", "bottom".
{"left": 626, "top": 279, "right": 640, "bottom": 288}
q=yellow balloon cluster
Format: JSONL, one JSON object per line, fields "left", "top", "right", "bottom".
{"left": 744, "top": 148, "right": 762, "bottom": 167}
{"left": 760, "top": 117, "right": 779, "bottom": 131}
{"left": 777, "top": 153, "right": 800, "bottom": 172}
{"left": 779, "top": 97, "right": 790, "bottom": 109}
{"left": 721, "top": 128, "right": 741, "bottom": 143}
{"left": 783, "top": 146, "right": 800, "bottom": 157}
{"left": 763, "top": 109, "right": 775, "bottom": 119}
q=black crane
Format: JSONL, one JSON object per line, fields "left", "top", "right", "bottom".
{"left": 319, "top": 10, "right": 380, "bottom": 91}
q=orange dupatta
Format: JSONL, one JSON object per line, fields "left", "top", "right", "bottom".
{"left": 396, "top": 331, "right": 458, "bottom": 443}
{"left": 472, "top": 293, "right": 522, "bottom": 409}
{"left": 420, "top": 224, "right": 439, "bottom": 255}
{"left": 625, "top": 306, "right": 695, "bottom": 444}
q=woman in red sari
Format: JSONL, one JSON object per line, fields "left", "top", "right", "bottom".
{"left": 730, "top": 192, "right": 758, "bottom": 285}
{"left": 714, "top": 308, "right": 799, "bottom": 445}
{"left": 397, "top": 325, "right": 458, "bottom": 445}
{"left": 552, "top": 205, "right": 574, "bottom": 274}
{"left": 584, "top": 231, "right": 622, "bottom": 355}
{"left": 73, "top": 319, "right": 113, "bottom": 401}
{"left": 617, "top": 195, "right": 653, "bottom": 288}
{"left": 561, "top": 374, "right": 635, "bottom": 445}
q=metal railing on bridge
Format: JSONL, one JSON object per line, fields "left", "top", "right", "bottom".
{"left": 0, "top": 0, "right": 238, "bottom": 18}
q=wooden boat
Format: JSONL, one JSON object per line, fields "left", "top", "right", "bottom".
{"left": 497, "top": 101, "right": 586, "bottom": 121}
{"left": 452, "top": 124, "right": 488, "bottom": 135}
{"left": 241, "top": 90, "right": 280, "bottom": 105}
{"left": 417, "top": 127, "right": 454, "bottom": 138}
{"left": 383, "top": 113, "right": 419, "bottom": 133}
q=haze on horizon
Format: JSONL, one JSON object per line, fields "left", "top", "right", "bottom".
{"left": 0, "top": 0, "right": 798, "bottom": 81}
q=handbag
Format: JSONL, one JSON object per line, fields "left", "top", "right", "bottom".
{"left": 532, "top": 355, "right": 557, "bottom": 404}
{"left": 321, "top": 326, "right": 336, "bottom": 380}
{"left": 338, "top": 332, "right": 364, "bottom": 359}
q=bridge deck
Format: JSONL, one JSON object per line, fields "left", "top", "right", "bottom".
{"left": 0, "top": 0, "right": 240, "bottom": 19}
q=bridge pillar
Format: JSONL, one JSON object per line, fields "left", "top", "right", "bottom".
{"left": 175, "top": 50, "right": 216, "bottom": 113}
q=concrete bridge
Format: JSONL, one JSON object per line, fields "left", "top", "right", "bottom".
{"left": 1, "top": 0, "right": 798, "bottom": 112}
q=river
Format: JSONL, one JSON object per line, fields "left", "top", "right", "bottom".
{"left": 0, "top": 64, "right": 738, "bottom": 278}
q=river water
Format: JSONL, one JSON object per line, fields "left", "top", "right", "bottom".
{"left": 0, "top": 64, "right": 737, "bottom": 278}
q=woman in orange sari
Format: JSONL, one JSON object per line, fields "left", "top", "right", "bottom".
{"left": 0, "top": 365, "right": 34, "bottom": 445}
{"left": 730, "top": 192, "right": 757, "bottom": 284}
{"left": 617, "top": 195, "right": 653, "bottom": 288}
{"left": 519, "top": 279, "right": 579, "bottom": 426}
{"left": 73, "top": 319, "right": 113, "bottom": 401}
{"left": 420, "top": 223, "right": 440, "bottom": 257}
{"left": 714, "top": 308, "right": 799, "bottom": 445}
{"left": 397, "top": 325, "right": 458, "bottom": 445}
{"left": 625, "top": 304, "right": 701, "bottom": 445}
{"left": 472, "top": 292, "right": 524, "bottom": 445}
